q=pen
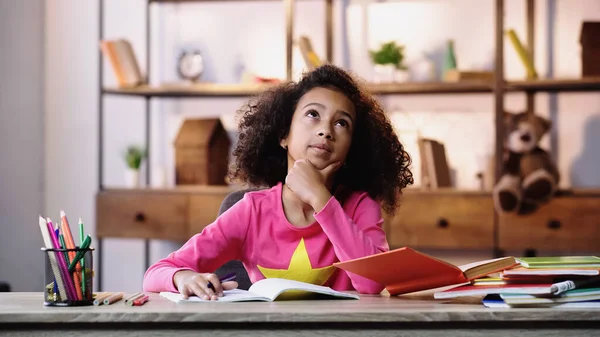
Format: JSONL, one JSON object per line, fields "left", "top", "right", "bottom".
{"left": 207, "top": 272, "right": 237, "bottom": 290}
{"left": 551, "top": 275, "right": 600, "bottom": 295}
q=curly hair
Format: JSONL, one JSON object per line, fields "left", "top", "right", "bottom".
{"left": 228, "top": 64, "right": 413, "bottom": 215}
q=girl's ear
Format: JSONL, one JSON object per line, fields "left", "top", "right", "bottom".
{"left": 280, "top": 138, "right": 288, "bottom": 149}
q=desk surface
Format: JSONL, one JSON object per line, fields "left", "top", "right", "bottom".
{"left": 1, "top": 292, "right": 599, "bottom": 324}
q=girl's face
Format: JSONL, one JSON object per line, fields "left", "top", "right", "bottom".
{"left": 281, "top": 87, "right": 356, "bottom": 172}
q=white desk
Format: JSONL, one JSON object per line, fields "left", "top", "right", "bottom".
{"left": 1, "top": 292, "right": 599, "bottom": 337}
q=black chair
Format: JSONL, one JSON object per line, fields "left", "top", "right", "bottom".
{"left": 213, "top": 188, "right": 261, "bottom": 290}
{"left": 0, "top": 282, "right": 10, "bottom": 292}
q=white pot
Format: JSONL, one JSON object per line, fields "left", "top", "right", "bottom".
{"left": 125, "top": 169, "right": 140, "bottom": 188}
{"left": 394, "top": 69, "right": 410, "bottom": 83}
{"left": 411, "top": 57, "right": 436, "bottom": 82}
{"left": 372, "top": 64, "right": 396, "bottom": 83}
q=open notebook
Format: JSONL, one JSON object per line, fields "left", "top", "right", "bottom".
{"left": 160, "top": 278, "right": 359, "bottom": 303}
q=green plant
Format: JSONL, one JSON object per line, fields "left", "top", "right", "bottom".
{"left": 369, "top": 41, "right": 407, "bottom": 70}
{"left": 124, "top": 145, "right": 146, "bottom": 170}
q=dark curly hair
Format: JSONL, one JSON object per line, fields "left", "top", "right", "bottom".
{"left": 228, "top": 64, "right": 413, "bottom": 215}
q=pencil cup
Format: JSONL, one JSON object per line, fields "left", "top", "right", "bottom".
{"left": 42, "top": 247, "right": 94, "bottom": 306}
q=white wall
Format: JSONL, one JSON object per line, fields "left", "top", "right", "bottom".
{"left": 0, "top": 0, "right": 45, "bottom": 291}
{"left": 42, "top": 0, "right": 600, "bottom": 292}
{"left": 44, "top": 0, "right": 101, "bottom": 291}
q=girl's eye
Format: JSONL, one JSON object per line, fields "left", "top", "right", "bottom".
{"left": 336, "top": 120, "right": 350, "bottom": 128}
{"left": 306, "top": 110, "right": 319, "bottom": 118}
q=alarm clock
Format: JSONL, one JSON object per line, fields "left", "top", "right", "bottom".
{"left": 177, "top": 50, "right": 204, "bottom": 82}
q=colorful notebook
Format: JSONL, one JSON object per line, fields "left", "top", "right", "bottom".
{"left": 517, "top": 256, "right": 600, "bottom": 269}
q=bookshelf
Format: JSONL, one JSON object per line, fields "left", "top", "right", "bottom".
{"left": 97, "top": 0, "right": 600, "bottom": 291}
{"left": 102, "top": 83, "right": 277, "bottom": 98}
{"left": 507, "top": 77, "right": 600, "bottom": 92}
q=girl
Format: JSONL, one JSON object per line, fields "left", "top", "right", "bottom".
{"left": 143, "top": 64, "right": 413, "bottom": 300}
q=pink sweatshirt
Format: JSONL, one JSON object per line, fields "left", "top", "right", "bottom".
{"left": 142, "top": 182, "right": 389, "bottom": 294}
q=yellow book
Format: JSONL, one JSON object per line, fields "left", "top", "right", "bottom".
{"left": 506, "top": 29, "right": 538, "bottom": 79}
{"left": 298, "top": 36, "right": 321, "bottom": 70}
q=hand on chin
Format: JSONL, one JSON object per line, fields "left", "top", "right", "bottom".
{"left": 285, "top": 158, "right": 341, "bottom": 210}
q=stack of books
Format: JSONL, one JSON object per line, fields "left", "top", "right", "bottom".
{"left": 333, "top": 248, "right": 600, "bottom": 308}
{"left": 433, "top": 256, "right": 600, "bottom": 308}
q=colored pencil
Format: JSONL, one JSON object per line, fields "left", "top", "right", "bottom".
{"left": 60, "top": 211, "right": 83, "bottom": 301}
{"left": 38, "top": 216, "right": 68, "bottom": 302}
{"left": 79, "top": 217, "right": 86, "bottom": 297}
{"left": 93, "top": 292, "right": 113, "bottom": 306}
{"left": 104, "top": 292, "right": 124, "bottom": 305}
{"left": 125, "top": 292, "right": 144, "bottom": 306}
{"left": 133, "top": 294, "right": 149, "bottom": 306}
{"left": 46, "top": 217, "right": 78, "bottom": 301}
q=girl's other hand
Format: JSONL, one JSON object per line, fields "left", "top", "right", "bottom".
{"left": 173, "top": 270, "right": 238, "bottom": 300}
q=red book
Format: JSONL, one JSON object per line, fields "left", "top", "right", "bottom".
{"left": 333, "top": 247, "right": 518, "bottom": 296}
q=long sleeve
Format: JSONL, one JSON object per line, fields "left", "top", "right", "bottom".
{"left": 313, "top": 193, "right": 389, "bottom": 294}
{"left": 142, "top": 194, "right": 254, "bottom": 293}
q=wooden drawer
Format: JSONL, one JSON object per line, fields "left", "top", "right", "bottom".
{"left": 499, "top": 194, "right": 600, "bottom": 252}
{"left": 385, "top": 191, "right": 494, "bottom": 249}
{"left": 96, "top": 189, "right": 190, "bottom": 241}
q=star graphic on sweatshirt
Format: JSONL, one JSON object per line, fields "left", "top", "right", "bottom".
{"left": 257, "top": 238, "right": 335, "bottom": 286}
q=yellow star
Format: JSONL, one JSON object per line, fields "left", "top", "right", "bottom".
{"left": 257, "top": 238, "right": 335, "bottom": 286}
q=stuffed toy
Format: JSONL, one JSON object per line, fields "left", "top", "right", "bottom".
{"left": 492, "top": 111, "right": 560, "bottom": 215}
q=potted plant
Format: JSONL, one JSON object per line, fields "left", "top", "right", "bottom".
{"left": 369, "top": 41, "right": 409, "bottom": 83}
{"left": 124, "top": 145, "right": 146, "bottom": 188}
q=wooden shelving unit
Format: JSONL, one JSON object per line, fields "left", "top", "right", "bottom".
{"left": 103, "top": 82, "right": 276, "bottom": 98}
{"left": 97, "top": 0, "right": 600, "bottom": 291}
{"left": 506, "top": 77, "right": 600, "bottom": 92}
{"left": 368, "top": 81, "right": 493, "bottom": 94}
{"left": 103, "top": 77, "right": 600, "bottom": 98}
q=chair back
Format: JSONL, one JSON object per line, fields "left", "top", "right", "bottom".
{"left": 213, "top": 188, "right": 261, "bottom": 290}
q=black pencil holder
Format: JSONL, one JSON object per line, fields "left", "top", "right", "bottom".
{"left": 42, "top": 247, "right": 94, "bottom": 306}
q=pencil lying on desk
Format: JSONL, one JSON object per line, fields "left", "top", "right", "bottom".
{"left": 132, "top": 294, "right": 149, "bottom": 306}
{"left": 93, "top": 292, "right": 113, "bottom": 306}
{"left": 104, "top": 292, "right": 124, "bottom": 305}
{"left": 125, "top": 292, "right": 144, "bottom": 306}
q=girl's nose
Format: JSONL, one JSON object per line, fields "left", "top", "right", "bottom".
{"left": 317, "top": 131, "right": 333, "bottom": 139}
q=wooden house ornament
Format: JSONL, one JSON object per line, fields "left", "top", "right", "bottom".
{"left": 174, "top": 118, "right": 231, "bottom": 185}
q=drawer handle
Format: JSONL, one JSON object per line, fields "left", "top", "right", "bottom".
{"left": 134, "top": 212, "right": 146, "bottom": 222}
{"left": 547, "top": 219, "right": 561, "bottom": 230}
{"left": 437, "top": 218, "right": 449, "bottom": 229}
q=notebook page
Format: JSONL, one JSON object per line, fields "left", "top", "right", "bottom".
{"left": 160, "top": 289, "right": 269, "bottom": 303}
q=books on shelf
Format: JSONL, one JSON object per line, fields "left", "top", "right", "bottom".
{"left": 297, "top": 35, "right": 321, "bottom": 71}
{"left": 160, "top": 278, "right": 359, "bottom": 303}
{"left": 100, "top": 39, "right": 144, "bottom": 88}
{"left": 333, "top": 247, "right": 518, "bottom": 296}
{"left": 506, "top": 28, "right": 538, "bottom": 79}
{"left": 417, "top": 138, "right": 452, "bottom": 189}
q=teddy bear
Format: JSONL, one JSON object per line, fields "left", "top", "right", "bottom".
{"left": 492, "top": 111, "right": 560, "bottom": 215}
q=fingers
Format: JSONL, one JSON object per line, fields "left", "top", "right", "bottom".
{"left": 320, "top": 161, "right": 342, "bottom": 178}
{"left": 197, "top": 278, "right": 218, "bottom": 300}
{"left": 179, "top": 274, "right": 222, "bottom": 301}
{"left": 221, "top": 281, "right": 238, "bottom": 290}
{"left": 205, "top": 273, "right": 224, "bottom": 296}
